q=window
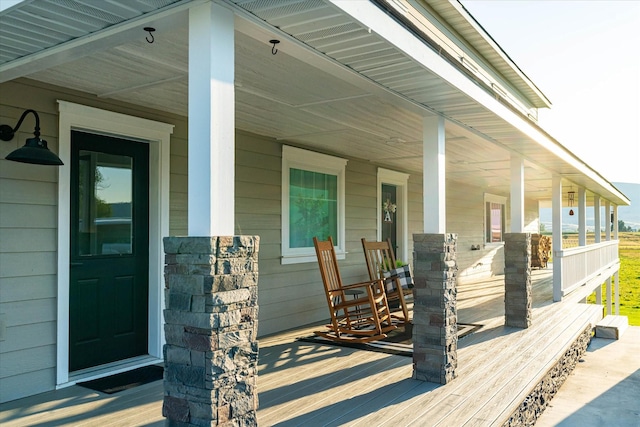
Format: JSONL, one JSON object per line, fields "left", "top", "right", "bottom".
{"left": 484, "top": 194, "right": 506, "bottom": 243}
{"left": 282, "top": 146, "right": 347, "bottom": 264}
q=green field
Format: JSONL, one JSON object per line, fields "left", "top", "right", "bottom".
{"left": 587, "top": 232, "right": 640, "bottom": 325}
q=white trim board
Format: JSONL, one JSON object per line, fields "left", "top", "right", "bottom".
{"left": 56, "top": 100, "right": 173, "bottom": 386}
{"left": 281, "top": 145, "right": 347, "bottom": 264}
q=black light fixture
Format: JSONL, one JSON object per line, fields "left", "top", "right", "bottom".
{"left": 1, "top": 109, "right": 63, "bottom": 165}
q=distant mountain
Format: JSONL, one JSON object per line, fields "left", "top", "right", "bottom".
{"left": 539, "top": 182, "right": 639, "bottom": 232}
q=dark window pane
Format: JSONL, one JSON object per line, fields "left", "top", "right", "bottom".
{"left": 289, "top": 168, "right": 338, "bottom": 248}
{"left": 77, "top": 151, "right": 133, "bottom": 256}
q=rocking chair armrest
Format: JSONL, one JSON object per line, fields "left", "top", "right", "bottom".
{"left": 341, "top": 279, "right": 385, "bottom": 291}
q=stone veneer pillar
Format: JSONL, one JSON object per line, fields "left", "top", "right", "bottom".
{"left": 162, "top": 236, "right": 259, "bottom": 426}
{"left": 412, "top": 233, "right": 458, "bottom": 384}
{"left": 504, "top": 233, "right": 532, "bottom": 328}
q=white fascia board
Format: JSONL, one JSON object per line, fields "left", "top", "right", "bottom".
{"left": 443, "top": 0, "right": 551, "bottom": 108}
{"left": 0, "top": 0, "right": 203, "bottom": 83}
{"left": 329, "top": 0, "right": 628, "bottom": 206}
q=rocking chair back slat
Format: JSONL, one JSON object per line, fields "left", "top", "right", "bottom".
{"left": 362, "top": 238, "right": 412, "bottom": 324}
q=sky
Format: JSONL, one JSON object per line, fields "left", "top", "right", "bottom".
{"left": 461, "top": 0, "right": 640, "bottom": 185}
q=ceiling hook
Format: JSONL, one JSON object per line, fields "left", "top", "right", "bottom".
{"left": 144, "top": 27, "right": 156, "bottom": 44}
{"left": 269, "top": 39, "right": 280, "bottom": 55}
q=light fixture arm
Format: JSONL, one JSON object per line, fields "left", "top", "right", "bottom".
{"left": 0, "top": 109, "right": 40, "bottom": 141}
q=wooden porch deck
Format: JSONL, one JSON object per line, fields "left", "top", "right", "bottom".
{"left": 0, "top": 268, "right": 603, "bottom": 426}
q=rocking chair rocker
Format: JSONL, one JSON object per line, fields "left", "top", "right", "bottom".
{"left": 313, "top": 236, "right": 396, "bottom": 343}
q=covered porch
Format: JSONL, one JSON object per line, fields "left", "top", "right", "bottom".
{"left": 0, "top": 0, "right": 629, "bottom": 415}
{"left": 0, "top": 268, "right": 604, "bottom": 426}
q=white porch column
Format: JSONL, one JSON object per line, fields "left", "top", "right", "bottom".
{"left": 604, "top": 200, "right": 612, "bottom": 314}
{"left": 606, "top": 277, "right": 612, "bottom": 314}
{"left": 510, "top": 154, "right": 525, "bottom": 232}
{"left": 594, "top": 195, "right": 601, "bottom": 243}
{"left": 423, "top": 115, "right": 446, "bottom": 233}
{"left": 595, "top": 285, "right": 603, "bottom": 305}
{"left": 614, "top": 272, "right": 620, "bottom": 315}
{"left": 552, "top": 175, "right": 563, "bottom": 301}
{"left": 613, "top": 205, "right": 619, "bottom": 240}
{"left": 605, "top": 201, "right": 611, "bottom": 241}
{"left": 188, "top": 2, "right": 235, "bottom": 236}
{"left": 613, "top": 205, "right": 619, "bottom": 315}
{"left": 578, "top": 187, "right": 586, "bottom": 246}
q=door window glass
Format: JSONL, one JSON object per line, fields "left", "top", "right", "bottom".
{"left": 381, "top": 184, "right": 397, "bottom": 256}
{"left": 77, "top": 151, "right": 133, "bottom": 256}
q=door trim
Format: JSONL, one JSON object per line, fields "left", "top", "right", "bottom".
{"left": 56, "top": 101, "right": 174, "bottom": 386}
{"left": 377, "top": 168, "right": 409, "bottom": 263}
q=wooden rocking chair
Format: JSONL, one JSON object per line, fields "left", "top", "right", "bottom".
{"left": 313, "top": 236, "right": 396, "bottom": 343}
{"left": 361, "top": 238, "right": 413, "bottom": 324}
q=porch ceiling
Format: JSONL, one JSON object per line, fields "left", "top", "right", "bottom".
{"left": 0, "top": 0, "right": 628, "bottom": 206}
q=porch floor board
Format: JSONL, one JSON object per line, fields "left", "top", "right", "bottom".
{"left": 0, "top": 269, "right": 604, "bottom": 426}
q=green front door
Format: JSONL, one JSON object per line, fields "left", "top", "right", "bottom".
{"left": 69, "top": 131, "right": 149, "bottom": 372}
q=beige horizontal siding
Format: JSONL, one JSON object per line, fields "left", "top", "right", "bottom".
{"left": 0, "top": 204, "right": 57, "bottom": 228}
{"left": 0, "top": 229, "right": 57, "bottom": 252}
{"left": 0, "top": 276, "right": 56, "bottom": 302}
{"left": 0, "top": 78, "right": 547, "bottom": 403}
{"left": 0, "top": 78, "right": 188, "bottom": 403}
{"left": 0, "top": 368, "right": 56, "bottom": 404}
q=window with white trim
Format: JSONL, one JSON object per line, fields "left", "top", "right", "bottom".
{"left": 484, "top": 194, "right": 506, "bottom": 243}
{"left": 281, "top": 146, "right": 347, "bottom": 264}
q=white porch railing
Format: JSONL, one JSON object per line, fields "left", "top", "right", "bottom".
{"left": 554, "top": 240, "right": 619, "bottom": 298}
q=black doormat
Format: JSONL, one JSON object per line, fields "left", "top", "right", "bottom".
{"left": 78, "top": 365, "right": 164, "bottom": 394}
{"left": 298, "top": 323, "right": 482, "bottom": 357}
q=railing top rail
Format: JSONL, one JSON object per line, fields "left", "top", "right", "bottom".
{"left": 556, "top": 239, "right": 619, "bottom": 257}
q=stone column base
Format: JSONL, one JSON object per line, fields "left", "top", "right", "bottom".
{"left": 162, "top": 236, "right": 259, "bottom": 426}
{"left": 504, "top": 233, "right": 532, "bottom": 328}
{"left": 412, "top": 233, "right": 458, "bottom": 384}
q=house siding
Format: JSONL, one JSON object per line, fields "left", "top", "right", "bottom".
{"left": 0, "top": 78, "right": 543, "bottom": 402}
{"left": 406, "top": 179, "right": 538, "bottom": 283}
{"left": 0, "top": 79, "right": 188, "bottom": 403}
{"left": 240, "top": 136, "right": 384, "bottom": 336}
{"left": 0, "top": 81, "right": 61, "bottom": 401}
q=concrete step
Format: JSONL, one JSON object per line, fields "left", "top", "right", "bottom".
{"left": 595, "top": 315, "right": 629, "bottom": 339}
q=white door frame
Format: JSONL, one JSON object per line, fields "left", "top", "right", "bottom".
{"left": 56, "top": 101, "right": 173, "bottom": 386}
{"left": 377, "top": 168, "right": 409, "bottom": 263}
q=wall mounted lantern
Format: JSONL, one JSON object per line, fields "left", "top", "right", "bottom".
{"left": 1, "top": 109, "right": 63, "bottom": 165}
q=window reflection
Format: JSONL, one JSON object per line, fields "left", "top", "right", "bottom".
{"left": 78, "top": 151, "right": 133, "bottom": 256}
